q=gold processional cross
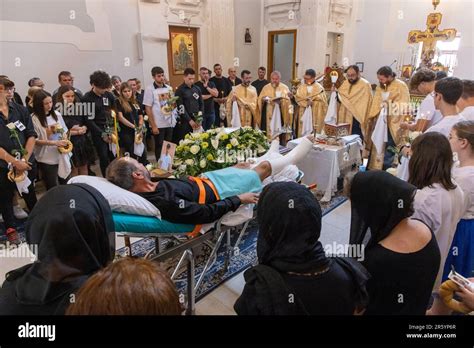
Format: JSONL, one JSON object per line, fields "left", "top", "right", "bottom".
{"left": 407, "top": 12, "right": 456, "bottom": 67}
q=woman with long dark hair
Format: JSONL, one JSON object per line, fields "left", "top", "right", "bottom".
{"left": 56, "top": 85, "right": 92, "bottom": 177}
{"left": 234, "top": 181, "right": 370, "bottom": 315}
{"left": 348, "top": 170, "right": 440, "bottom": 315}
{"left": 31, "top": 90, "right": 72, "bottom": 190}
{"left": 409, "top": 132, "right": 467, "bottom": 314}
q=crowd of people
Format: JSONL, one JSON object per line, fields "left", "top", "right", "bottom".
{"left": 1, "top": 62, "right": 474, "bottom": 316}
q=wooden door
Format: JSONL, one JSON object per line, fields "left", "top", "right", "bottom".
{"left": 167, "top": 26, "right": 199, "bottom": 90}
{"left": 267, "top": 30, "right": 297, "bottom": 85}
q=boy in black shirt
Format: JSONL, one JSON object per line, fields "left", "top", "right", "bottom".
{"left": 82, "top": 71, "right": 116, "bottom": 176}
{"left": 194, "top": 67, "right": 218, "bottom": 130}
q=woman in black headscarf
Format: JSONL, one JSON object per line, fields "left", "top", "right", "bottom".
{"left": 234, "top": 182, "right": 370, "bottom": 315}
{"left": 0, "top": 184, "right": 115, "bottom": 315}
{"left": 348, "top": 170, "right": 440, "bottom": 315}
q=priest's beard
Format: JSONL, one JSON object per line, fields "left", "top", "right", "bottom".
{"left": 271, "top": 83, "right": 279, "bottom": 88}
{"left": 348, "top": 77, "right": 360, "bottom": 85}
{"left": 379, "top": 80, "right": 393, "bottom": 89}
{"left": 242, "top": 82, "right": 250, "bottom": 87}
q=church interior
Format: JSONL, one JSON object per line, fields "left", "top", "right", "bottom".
{"left": 1, "top": 0, "right": 474, "bottom": 330}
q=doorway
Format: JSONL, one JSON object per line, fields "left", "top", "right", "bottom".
{"left": 267, "top": 30, "right": 297, "bottom": 86}
{"left": 167, "top": 26, "right": 199, "bottom": 90}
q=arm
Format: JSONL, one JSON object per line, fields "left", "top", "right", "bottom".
{"left": 175, "top": 88, "right": 191, "bottom": 122}
{"left": 117, "top": 111, "right": 135, "bottom": 129}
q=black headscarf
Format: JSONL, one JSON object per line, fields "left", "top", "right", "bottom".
{"left": 349, "top": 170, "right": 417, "bottom": 248}
{"left": 236, "top": 182, "right": 370, "bottom": 315}
{"left": 257, "top": 181, "right": 329, "bottom": 273}
{"left": 8, "top": 184, "right": 115, "bottom": 308}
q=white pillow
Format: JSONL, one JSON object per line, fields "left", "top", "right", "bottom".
{"left": 68, "top": 176, "right": 161, "bottom": 218}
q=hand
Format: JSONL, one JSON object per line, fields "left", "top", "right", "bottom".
{"left": 264, "top": 97, "right": 271, "bottom": 104}
{"left": 232, "top": 94, "right": 237, "bottom": 102}
{"left": 13, "top": 159, "right": 31, "bottom": 172}
{"left": 455, "top": 278, "right": 474, "bottom": 312}
{"left": 189, "top": 120, "right": 199, "bottom": 130}
{"left": 401, "top": 146, "right": 411, "bottom": 157}
{"left": 151, "top": 126, "right": 159, "bottom": 135}
{"left": 331, "top": 85, "right": 336, "bottom": 92}
{"left": 400, "top": 122, "right": 410, "bottom": 130}
{"left": 56, "top": 140, "right": 69, "bottom": 147}
{"left": 307, "top": 99, "right": 313, "bottom": 107}
{"left": 238, "top": 192, "right": 259, "bottom": 204}
{"left": 273, "top": 99, "right": 281, "bottom": 105}
{"left": 287, "top": 92, "right": 293, "bottom": 99}
{"left": 102, "top": 135, "right": 112, "bottom": 143}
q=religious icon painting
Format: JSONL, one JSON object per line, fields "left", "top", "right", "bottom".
{"left": 401, "top": 65, "right": 413, "bottom": 79}
{"left": 244, "top": 28, "right": 252, "bottom": 44}
{"left": 171, "top": 32, "right": 195, "bottom": 75}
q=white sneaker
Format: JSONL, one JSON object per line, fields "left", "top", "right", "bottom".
{"left": 13, "top": 205, "right": 28, "bottom": 219}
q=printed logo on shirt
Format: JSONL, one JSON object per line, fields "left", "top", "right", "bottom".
{"left": 133, "top": 103, "right": 140, "bottom": 110}
{"left": 193, "top": 93, "right": 199, "bottom": 100}
{"left": 103, "top": 97, "right": 109, "bottom": 106}
{"left": 14, "top": 120, "right": 26, "bottom": 131}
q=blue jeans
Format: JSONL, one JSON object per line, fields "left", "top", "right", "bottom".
{"left": 203, "top": 111, "right": 216, "bottom": 131}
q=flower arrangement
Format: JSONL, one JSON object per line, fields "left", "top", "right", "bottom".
{"left": 161, "top": 89, "right": 180, "bottom": 116}
{"left": 193, "top": 111, "right": 204, "bottom": 128}
{"left": 53, "top": 124, "right": 73, "bottom": 154}
{"left": 174, "top": 126, "right": 269, "bottom": 177}
{"left": 134, "top": 123, "right": 147, "bottom": 144}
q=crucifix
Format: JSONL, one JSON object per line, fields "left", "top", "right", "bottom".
{"left": 407, "top": 11, "right": 457, "bottom": 68}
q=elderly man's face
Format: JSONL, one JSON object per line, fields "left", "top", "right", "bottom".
{"left": 271, "top": 74, "right": 280, "bottom": 86}
{"left": 126, "top": 157, "right": 151, "bottom": 181}
{"left": 228, "top": 68, "right": 237, "bottom": 79}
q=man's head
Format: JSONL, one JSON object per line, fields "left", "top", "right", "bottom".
{"left": 434, "top": 77, "right": 463, "bottom": 110}
{"left": 213, "top": 64, "right": 223, "bottom": 77}
{"left": 3, "top": 79, "right": 15, "bottom": 102}
{"left": 127, "top": 79, "right": 138, "bottom": 94}
{"left": 345, "top": 65, "right": 361, "bottom": 85}
{"left": 106, "top": 157, "right": 151, "bottom": 192}
{"left": 304, "top": 69, "right": 316, "bottom": 85}
{"left": 90, "top": 70, "right": 112, "bottom": 95}
{"left": 28, "top": 77, "right": 44, "bottom": 88}
{"left": 376, "top": 66, "right": 395, "bottom": 87}
{"left": 228, "top": 67, "right": 237, "bottom": 80}
{"left": 257, "top": 67, "right": 266, "bottom": 80}
{"left": 111, "top": 76, "right": 122, "bottom": 91}
{"left": 0, "top": 77, "right": 14, "bottom": 102}
{"left": 58, "top": 71, "right": 74, "bottom": 87}
{"left": 183, "top": 68, "right": 195, "bottom": 86}
{"left": 151, "top": 66, "right": 165, "bottom": 85}
{"left": 270, "top": 71, "right": 281, "bottom": 87}
{"left": 410, "top": 68, "right": 436, "bottom": 94}
{"left": 199, "top": 67, "right": 210, "bottom": 82}
{"left": 457, "top": 80, "right": 474, "bottom": 112}
{"left": 436, "top": 71, "right": 448, "bottom": 81}
{"left": 241, "top": 70, "right": 252, "bottom": 86}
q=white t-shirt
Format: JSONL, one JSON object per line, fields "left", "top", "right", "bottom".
{"left": 453, "top": 166, "right": 474, "bottom": 219}
{"left": 415, "top": 92, "right": 443, "bottom": 127}
{"left": 425, "top": 114, "right": 465, "bottom": 138}
{"left": 35, "top": 112, "right": 68, "bottom": 165}
{"left": 143, "top": 83, "right": 175, "bottom": 129}
{"left": 460, "top": 106, "right": 474, "bottom": 121}
{"left": 412, "top": 183, "right": 467, "bottom": 289}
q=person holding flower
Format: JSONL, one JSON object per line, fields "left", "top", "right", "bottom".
{"left": 31, "top": 90, "right": 71, "bottom": 190}
{"left": 0, "top": 77, "right": 38, "bottom": 245}
{"left": 116, "top": 83, "right": 147, "bottom": 165}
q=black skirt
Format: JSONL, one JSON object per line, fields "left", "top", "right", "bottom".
{"left": 70, "top": 134, "right": 95, "bottom": 167}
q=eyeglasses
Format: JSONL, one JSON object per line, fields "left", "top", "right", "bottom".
{"left": 6, "top": 87, "right": 15, "bottom": 92}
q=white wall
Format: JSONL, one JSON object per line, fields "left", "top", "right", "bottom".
{"left": 352, "top": 0, "right": 474, "bottom": 83}
{"left": 233, "top": 0, "right": 262, "bottom": 77}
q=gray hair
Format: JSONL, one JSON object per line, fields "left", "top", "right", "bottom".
{"left": 106, "top": 158, "right": 136, "bottom": 190}
{"left": 270, "top": 71, "right": 281, "bottom": 79}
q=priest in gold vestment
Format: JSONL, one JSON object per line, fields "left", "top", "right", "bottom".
{"left": 337, "top": 65, "right": 373, "bottom": 141}
{"left": 295, "top": 69, "right": 328, "bottom": 137}
{"left": 226, "top": 70, "right": 258, "bottom": 127}
{"left": 367, "top": 66, "right": 410, "bottom": 170}
{"left": 257, "top": 71, "right": 292, "bottom": 139}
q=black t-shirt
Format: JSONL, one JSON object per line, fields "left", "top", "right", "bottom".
{"left": 175, "top": 83, "right": 203, "bottom": 122}
{"left": 210, "top": 76, "right": 232, "bottom": 99}
{"left": 82, "top": 90, "right": 116, "bottom": 135}
{"left": 251, "top": 79, "right": 269, "bottom": 96}
{"left": 228, "top": 77, "right": 242, "bottom": 87}
{"left": 195, "top": 80, "right": 217, "bottom": 115}
{"left": 362, "top": 230, "right": 440, "bottom": 315}
{"left": 13, "top": 92, "right": 24, "bottom": 106}
{"left": 116, "top": 100, "right": 143, "bottom": 135}
{"left": 0, "top": 102, "right": 37, "bottom": 169}
{"left": 138, "top": 178, "right": 241, "bottom": 224}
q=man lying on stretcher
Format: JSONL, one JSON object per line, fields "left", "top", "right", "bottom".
{"left": 106, "top": 135, "right": 314, "bottom": 225}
